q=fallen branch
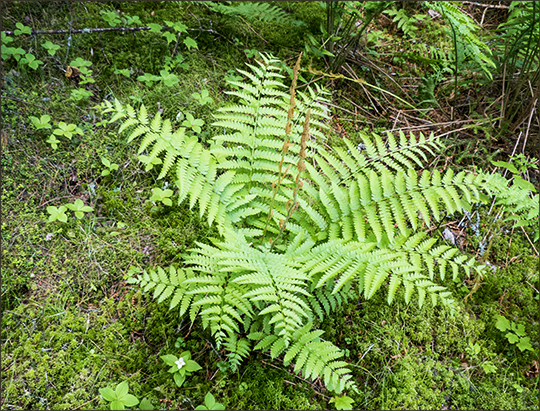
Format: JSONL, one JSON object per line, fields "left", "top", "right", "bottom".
{"left": 1, "top": 25, "right": 201, "bottom": 36}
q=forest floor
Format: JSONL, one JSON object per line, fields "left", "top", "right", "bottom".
{"left": 1, "top": 2, "right": 538, "bottom": 410}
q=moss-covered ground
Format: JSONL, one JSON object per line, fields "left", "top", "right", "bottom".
{"left": 1, "top": 1, "right": 538, "bottom": 410}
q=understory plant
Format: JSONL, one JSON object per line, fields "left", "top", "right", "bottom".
{"left": 103, "top": 54, "right": 537, "bottom": 395}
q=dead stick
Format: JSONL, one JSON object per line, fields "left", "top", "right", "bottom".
{"left": 1, "top": 26, "right": 201, "bottom": 36}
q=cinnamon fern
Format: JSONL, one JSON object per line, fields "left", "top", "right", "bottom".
{"left": 105, "top": 53, "right": 538, "bottom": 395}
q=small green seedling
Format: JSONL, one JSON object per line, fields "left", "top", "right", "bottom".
{"left": 41, "top": 41, "right": 61, "bottom": 56}
{"left": 481, "top": 361, "right": 497, "bottom": 374}
{"left": 182, "top": 113, "right": 204, "bottom": 133}
{"left": 99, "top": 381, "right": 139, "bottom": 410}
{"left": 101, "top": 157, "right": 119, "bottom": 176}
{"left": 136, "top": 72, "right": 161, "bottom": 86}
{"left": 138, "top": 154, "right": 162, "bottom": 171}
{"left": 14, "top": 22, "right": 32, "bottom": 35}
{"left": 47, "top": 206, "right": 68, "bottom": 223}
{"left": 159, "top": 69, "right": 179, "bottom": 87}
{"left": 329, "top": 394, "right": 355, "bottom": 410}
{"left": 71, "top": 88, "right": 94, "bottom": 101}
{"left": 496, "top": 315, "right": 534, "bottom": 352}
{"left": 151, "top": 187, "right": 173, "bottom": 206}
{"left": 53, "top": 122, "right": 83, "bottom": 140}
{"left": 161, "top": 351, "right": 202, "bottom": 387}
{"left": 20, "top": 53, "right": 43, "bottom": 70}
{"left": 46, "top": 134, "right": 61, "bottom": 150}
{"left": 114, "top": 68, "right": 131, "bottom": 77}
{"left": 70, "top": 57, "right": 92, "bottom": 75}
{"left": 122, "top": 15, "right": 142, "bottom": 26}
{"left": 195, "top": 392, "right": 225, "bottom": 410}
{"left": 66, "top": 199, "right": 94, "bottom": 219}
{"left": 30, "top": 114, "right": 52, "bottom": 130}
{"left": 191, "top": 90, "right": 214, "bottom": 106}
{"left": 164, "top": 54, "right": 188, "bottom": 71}
{"left": 100, "top": 10, "right": 121, "bottom": 28}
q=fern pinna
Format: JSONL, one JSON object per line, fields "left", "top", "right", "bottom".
{"left": 104, "top": 53, "right": 537, "bottom": 395}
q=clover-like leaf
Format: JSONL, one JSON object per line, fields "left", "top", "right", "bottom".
{"left": 47, "top": 205, "right": 68, "bottom": 223}
{"left": 46, "top": 135, "right": 60, "bottom": 150}
{"left": 98, "top": 387, "right": 116, "bottom": 402}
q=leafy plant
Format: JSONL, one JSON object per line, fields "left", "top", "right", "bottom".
{"left": 99, "top": 381, "right": 139, "bottom": 410}
{"left": 195, "top": 392, "right": 225, "bottom": 410}
{"left": 150, "top": 187, "right": 173, "bottom": 206}
{"left": 14, "top": 22, "right": 32, "bottom": 35}
{"left": 46, "top": 134, "right": 61, "bottom": 150}
{"left": 41, "top": 41, "right": 61, "bottom": 56}
{"left": 191, "top": 90, "right": 214, "bottom": 106}
{"left": 101, "top": 157, "right": 119, "bottom": 176}
{"left": 19, "top": 53, "right": 43, "bottom": 70}
{"left": 71, "top": 88, "right": 94, "bottom": 101}
{"left": 65, "top": 199, "right": 94, "bottom": 219}
{"left": 30, "top": 114, "right": 52, "bottom": 130}
{"left": 52, "top": 122, "right": 83, "bottom": 140}
{"left": 108, "top": 53, "right": 537, "bottom": 395}
{"left": 201, "top": 1, "right": 306, "bottom": 27}
{"left": 495, "top": 315, "right": 535, "bottom": 353}
{"left": 100, "top": 10, "right": 122, "bottom": 28}
{"left": 181, "top": 112, "right": 204, "bottom": 133}
{"left": 161, "top": 351, "right": 202, "bottom": 387}
{"left": 46, "top": 206, "right": 68, "bottom": 223}
{"left": 329, "top": 394, "right": 355, "bottom": 410}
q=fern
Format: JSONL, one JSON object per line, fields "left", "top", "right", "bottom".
{"left": 425, "top": 1, "right": 496, "bottom": 78}
{"left": 109, "top": 53, "right": 538, "bottom": 396}
{"left": 202, "top": 1, "right": 306, "bottom": 27}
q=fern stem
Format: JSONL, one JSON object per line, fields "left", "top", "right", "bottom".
{"left": 262, "top": 54, "right": 302, "bottom": 243}
{"left": 270, "top": 109, "right": 310, "bottom": 252}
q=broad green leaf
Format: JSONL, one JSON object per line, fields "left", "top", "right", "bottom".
{"left": 173, "top": 372, "right": 186, "bottom": 387}
{"left": 495, "top": 315, "right": 510, "bottom": 332}
{"left": 329, "top": 395, "right": 355, "bottom": 410}
{"left": 110, "top": 400, "right": 124, "bottom": 410}
{"left": 148, "top": 23, "right": 162, "bottom": 32}
{"left": 183, "top": 37, "right": 198, "bottom": 50}
{"left": 506, "top": 333, "right": 519, "bottom": 344}
{"left": 205, "top": 392, "right": 216, "bottom": 409}
{"left": 161, "top": 354, "right": 178, "bottom": 366}
{"left": 516, "top": 337, "right": 533, "bottom": 352}
{"left": 139, "top": 398, "right": 154, "bottom": 410}
{"left": 122, "top": 394, "right": 139, "bottom": 407}
{"left": 184, "top": 360, "right": 202, "bottom": 372}
{"left": 115, "top": 381, "right": 129, "bottom": 399}
{"left": 99, "top": 387, "right": 116, "bottom": 402}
